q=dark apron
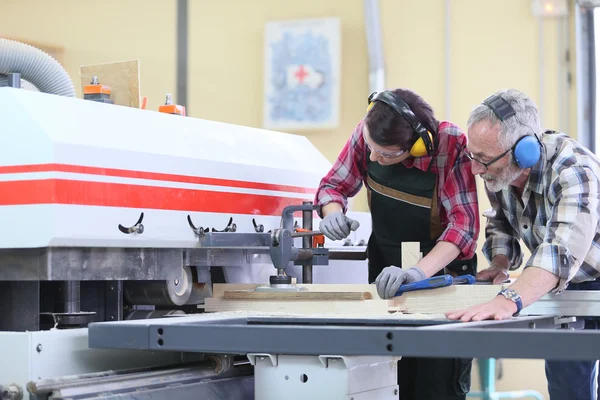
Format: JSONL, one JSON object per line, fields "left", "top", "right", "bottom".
{"left": 366, "top": 157, "right": 475, "bottom": 400}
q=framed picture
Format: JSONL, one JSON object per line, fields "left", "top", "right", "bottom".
{"left": 263, "top": 17, "right": 341, "bottom": 131}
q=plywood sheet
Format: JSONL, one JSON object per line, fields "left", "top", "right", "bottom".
{"left": 80, "top": 60, "right": 141, "bottom": 108}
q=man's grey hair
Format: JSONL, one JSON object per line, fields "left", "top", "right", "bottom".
{"left": 466, "top": 88, "right": 542, "bottom": 151}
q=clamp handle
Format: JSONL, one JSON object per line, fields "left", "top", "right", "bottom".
{"left": 394, "top": 274, "right": 476, "bottom": 296}
{"left": 395, "top": 275, "right": 453, "bottom": 296}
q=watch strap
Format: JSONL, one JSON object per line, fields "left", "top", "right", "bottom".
{"left": 498, "top": 288, "right": 523, "bottom": 315}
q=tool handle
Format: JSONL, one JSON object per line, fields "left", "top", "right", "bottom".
{"left": 452, "top": 274, "right": 476, "bottom": 285}
{"left": 291, "top": 230, "right": 323, "bottom": 238}
{"left": 395, "top": 275, "right": 453, "bottom": 296}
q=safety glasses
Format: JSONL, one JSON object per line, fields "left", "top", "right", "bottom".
{"left": 363, "top": 130, "right": 406, "bottom": 158}
{"left": 464, "top": 148, "right": 511, "bottom": 172}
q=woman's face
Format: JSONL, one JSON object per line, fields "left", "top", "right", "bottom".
{"left": 363, "top": 125, "right": 411, "bottom": 165}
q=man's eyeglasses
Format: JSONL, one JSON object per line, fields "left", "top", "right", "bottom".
{"left": 464, "top": 148, "right": 511, "bottom": 172}
{"left": 363, "top": 131, "right": 406, "bottom": 158}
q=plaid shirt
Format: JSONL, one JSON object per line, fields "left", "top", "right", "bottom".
{"left": 483, "top": 131, "right": 600, "bottom": 293}
{"left": 315, "top": 119, "right": 479, "bottom": 260}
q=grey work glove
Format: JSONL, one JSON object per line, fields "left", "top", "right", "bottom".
{"left": 375, "top": 266, "right": 426, "bottom": 299}
{"left": 319, "top": 211, "right": 360, "bottom": 241}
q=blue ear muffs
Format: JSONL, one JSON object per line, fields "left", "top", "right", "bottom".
{"left": 512, "top": 135, "right": 541, "bottom": 169}
{"left": 482, "top": 94, "right": 542, "bottom": 169}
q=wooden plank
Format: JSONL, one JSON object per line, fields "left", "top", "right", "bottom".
{"left": 222, "top": 291, "right": 373, "bottom": 300}
{"left": 207, "top": 283, "right": 510, "bottom": 316}
{"left": 212, "top": 283, "right": 378, "bottom": 297}
{"left": 401, "top": 242, "right": 421, "bottom": 268}
{"left": 207, "top": 283, "right": 386, "bottom": 315}
{"left": 80, "top": 60, "right": 141, "bottom": 108}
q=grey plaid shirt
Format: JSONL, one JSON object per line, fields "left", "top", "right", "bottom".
{"left": 482, "top": 131, "right": 600, "bottom": 293}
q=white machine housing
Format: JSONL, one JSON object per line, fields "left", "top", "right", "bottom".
{"left": 0, "top": 87, "right": 332, "bottom": 249}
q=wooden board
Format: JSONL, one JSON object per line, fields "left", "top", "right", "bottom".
{"left": 206, "top": 283, "right": 509, "bottom": 316}
{"left": 223, "top": 291, "right": 373, "bottom": 300}
{"left": 206, "top": 283, "right": 388, "bottom": 315}
{"left": 80, "top": 60, "right": 141, "bottom": 108}
{"left": 401, "top": 242, "right": 421, "bottom": 268}
{"left": 212, "top": 283, "right": 378, "bottom": 297}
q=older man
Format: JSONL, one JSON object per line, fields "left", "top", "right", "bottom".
{"left": 446, "top": 88, "right": 600, "bottom": 399}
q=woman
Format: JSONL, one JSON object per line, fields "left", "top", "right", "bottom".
{"left": 315, "top": 88, "right": 479, "bottom": 400}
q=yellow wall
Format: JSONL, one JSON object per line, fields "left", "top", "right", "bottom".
{"left": 0, "top": 1, "right": 583, "bottom": 398}
{"left": 0, "top": 0, "right": 176, "bottom": 113}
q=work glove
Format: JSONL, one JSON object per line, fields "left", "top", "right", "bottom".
{"left": 375, "top": 266, "right": 426, "bottom": 299}
{"left": 319, "top": 211, "right": 360, "bottom": 241}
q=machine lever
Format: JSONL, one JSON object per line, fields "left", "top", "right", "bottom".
{"left": 187, "top": 215, "right": 208, "bottom": 237}
{"left": 290, "top": 230, "right": 323, "bottom": 239}
{"left": 252, "top": 218, "right": 264, "bottom": 233}
{"left": 118, "top": 212, "right": 144, "bottom": 234}
{"left": 211, "top": 217, "right": 237, "bottom": 233}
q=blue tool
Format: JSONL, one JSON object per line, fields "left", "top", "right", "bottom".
{"left": 394, "top": 274, "right": 476, "bottom": 296}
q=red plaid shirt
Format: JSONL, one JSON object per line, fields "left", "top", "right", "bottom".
{"left": 315, "top": 119, "right": 479, "bottom": 259}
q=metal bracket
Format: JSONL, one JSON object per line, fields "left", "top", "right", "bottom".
{"left": 318, "top": 355, "right": 344, "bottom": 368}
{"left": 247, "top": 353, "right": 278, "bottom": 367}
{"left": 554, "top": 316, "right": 582, "bottom": 329}
{"left": 317, "top": 355, "right": 401, "bottom": 369}
{"left": 269, "top": 228, "right": 297, "bottom": 270}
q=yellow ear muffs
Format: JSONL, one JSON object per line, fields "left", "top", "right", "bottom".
{"left": 367, "top": 96, "right": 433, "bottom": 157}
{"left": 366, "top": 101, "right": 375, "bottom": 113}
{"left": 409, "top": 131, "right": 434, "bottom": 157}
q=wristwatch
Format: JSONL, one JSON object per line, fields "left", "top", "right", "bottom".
{"left": 498, "top": 288, "right": 523, "bottom": 315}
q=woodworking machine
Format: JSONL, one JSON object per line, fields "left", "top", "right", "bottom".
{"left": 0, "top": 80, "right": 370, "bottom": 399}
{"left": 3, "top": 39, "right": 600, "bottom": 400}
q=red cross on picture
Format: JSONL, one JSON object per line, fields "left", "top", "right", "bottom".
{"left": 294, "top": 65, "right": 309, "bottom": 83}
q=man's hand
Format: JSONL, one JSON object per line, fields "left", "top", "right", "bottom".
{"left": 476, "top": 267, "right": 510, "bottom": 284}
{"left": 476, "top": 254, "right": 511, "bottom": 284}
{"left": 319, "top": 211, "right": 360, "bottom": 240}
{"left": 445, "top": 295, "right": 517, "bottom": 322}
{"left": 375, "top": 266, "right": 426, "bottom": 299}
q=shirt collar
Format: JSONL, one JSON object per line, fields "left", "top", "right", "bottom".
{"left": 400, "top": 153, "right": 433, "bottom": 172}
